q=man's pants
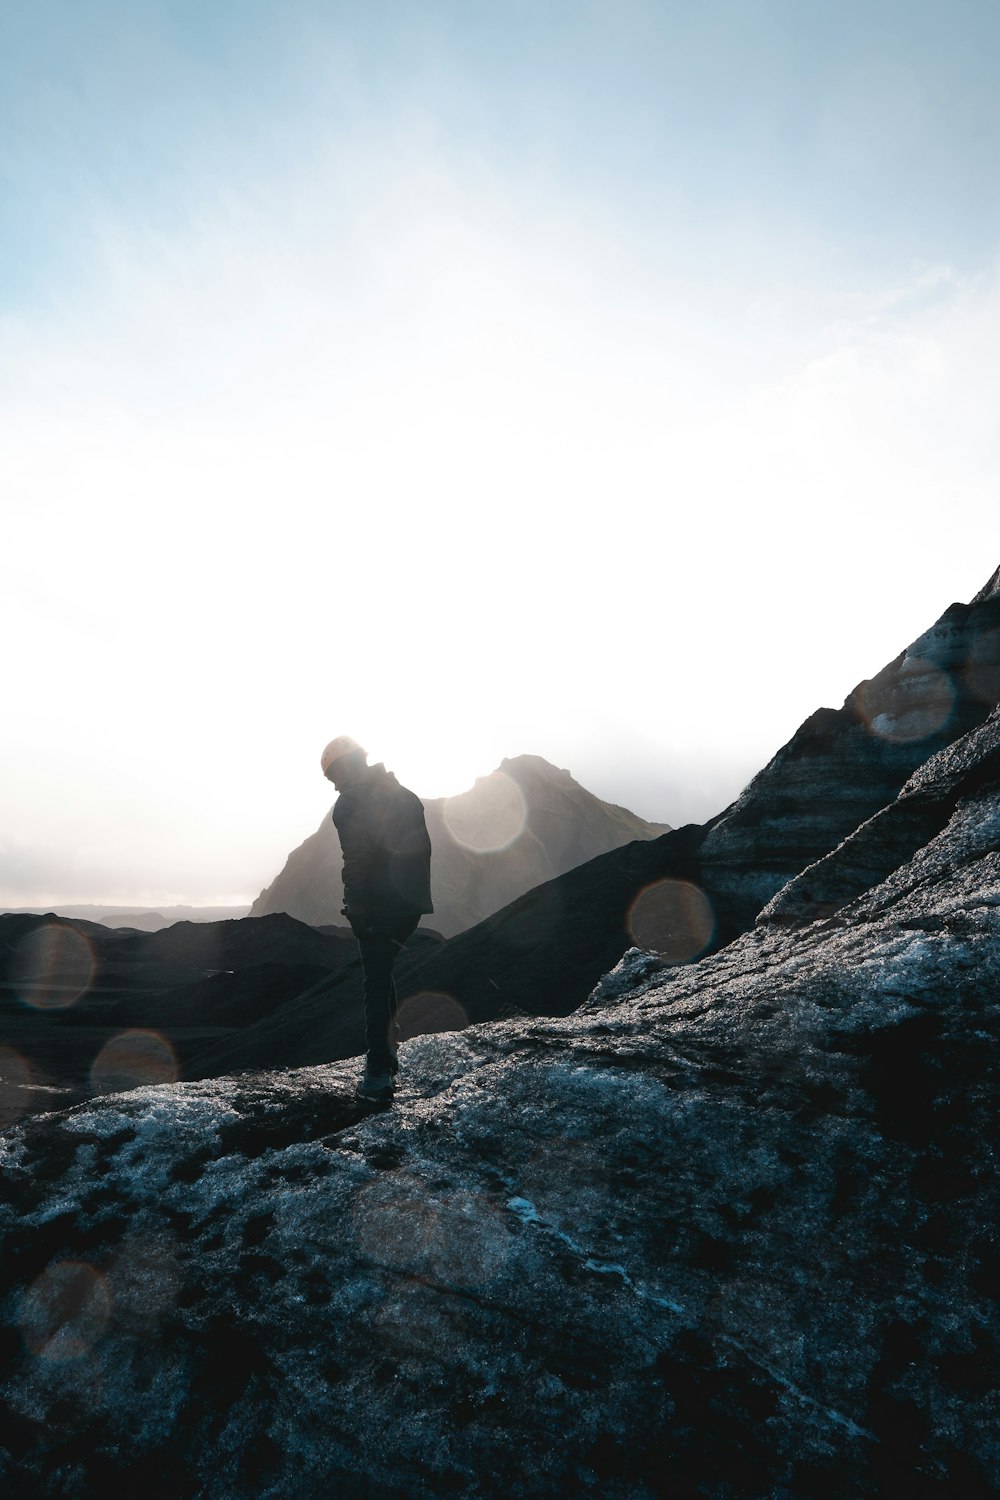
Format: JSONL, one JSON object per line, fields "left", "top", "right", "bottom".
{"left": 352, "top": 912, "right": 420, "bottom": 1074}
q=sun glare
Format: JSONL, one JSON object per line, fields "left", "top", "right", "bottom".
{"left": 359, "top": 737, "right": 510, "bottom": 805}
{"left": 2, "top": 10, "right": 997, "bottom": 908}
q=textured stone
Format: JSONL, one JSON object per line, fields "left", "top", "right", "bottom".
{"left": 763, "top": 707, "right": 1000, "bottom": 925}
{"left": 1, "top": 694, "right": 998, "bottom": 1497}
{"left": 370, "top": 580, "right": 1000, "bottom": 1027}
{"left": 696, "top": 591, "right": 1000, "bottom": 933}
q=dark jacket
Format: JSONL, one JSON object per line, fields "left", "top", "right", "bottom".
{"left": 332, "top": 763, "right": 433, "bottom": 920}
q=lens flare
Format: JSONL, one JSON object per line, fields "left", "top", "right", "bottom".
{"left": 519, "top": 1135, "right": 595, "bottom": 1213}
{"left": 397, "top": 990, "right": 468, "bottom": 1040}
{"left": 420, "top": 1190, "right": 510, "bottom": 1286}
{"left": 0, "top": 1047, "right": 32, "bottom": 1128}
{"left": 105, "top": 1231, "right": 182, "bottom": 1335}
{"left": 20, "top": 1261, "right": 111, "bottom": 1361}
{"left": 371, "top": 1275, "right": 474, "bottom": 1355}
{"left": 856, "top": 659, "right": 956, "bottom": 744}
{"left": 443, "top": 771, "right": 527, "bottom": 853}
{"left": 352, "top": 1178, "right": 508, "bottom": 1286}
{"left": 627, "top": 879, "right": 715, "bottom": 962}
{"left": 89, "top": 1030, "right": 179, "bottom": 1095}
{"left": 10, "top": 924, "right": 95, "bottom": 1010}
{"left": 352, "top": 1179, "right": 436, "bottom": 1271}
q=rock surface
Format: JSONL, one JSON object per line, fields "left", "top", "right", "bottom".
{"left": 251, "top": 754, "right": 670, "bottom": 936}
{"left": 696, "top": 589, "right": 1000, "bottom": 933}
{"left": 356, "top": 581, "right": 1000, "bottom": 1029}
{"left": 1, "top": 706, "right": 998, "bottom": 1496}
{"left": 5, "top": 579, "right": 1000, "bottom": 1115}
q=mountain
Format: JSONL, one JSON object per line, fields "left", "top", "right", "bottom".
{"left": 181, "top": 570, "right": 1000, "bottom": 1084}
{"left": 1, "top": 628, "right": 998, "bottom": 1494}
{"left": 0, "top": 905, "right": 253, "bottom": 930}
{"left": 696, "top": 571, "right": 1000, "bottom": 935}
{"left": 5, "top": 575, "right": 999, "bottom": 1113}
{"left": 410, "top": 572, "right": 1000, "bottom": 1004}
{"left": 250, "top": 753, "right": 671, "bottom": 936}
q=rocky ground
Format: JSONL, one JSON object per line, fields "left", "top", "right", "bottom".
{"left": 1, "top": 698, "right": 998, "bottom": 1496}
{"left": 5, "top": 580, "right": 999, "bottom": 1102}
{"left": 2, "top": 572, "right": 999, "bottom": 1496}
{"left": 0, "top": 914, "right": 385, "bottom": 1113}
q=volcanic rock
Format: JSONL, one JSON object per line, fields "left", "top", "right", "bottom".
{"left": 1, "top": 706, "right": 997, "bottom": 1495}
{"left": 696, "top": 587, "right": 1000, "bottom": 934}
{"left": 365, "top": 575, "right": 1000, "bottom": 1027}
{"left": 165, "top": 571, "right": 1000, "bottom": 1086}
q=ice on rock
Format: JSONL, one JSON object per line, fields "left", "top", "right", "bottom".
{"left": 2, "top": 584, "right": 999, "bottom": 1496}
{"left": 586, "top": 946, "right": 670, "bottom": 1006}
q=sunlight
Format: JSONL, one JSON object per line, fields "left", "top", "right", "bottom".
{"left": 443, "top": 772, "right": 528, "bottom": 853}
{"left": 2, "top": 90, "right": 997, "bottom": 904}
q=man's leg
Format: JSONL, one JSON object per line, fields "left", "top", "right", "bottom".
{"left": 385, "top": 913, "right": 420, "bottom": 1071}
{"left": 355, "top": 930, "right": 397, "bottom": 1077}
{"left": 355, "top": 913, "right": 420, "bottom": 1077}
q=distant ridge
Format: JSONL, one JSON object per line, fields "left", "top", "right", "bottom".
{"left": 0, "top": 904, "right": 252, "bottom": 930}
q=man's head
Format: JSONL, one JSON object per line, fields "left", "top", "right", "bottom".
{"left": 321, "top": 735, "right": 368, "bottom": 790}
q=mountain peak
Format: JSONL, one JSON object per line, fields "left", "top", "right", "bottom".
{"left": 251, "top": 754, "right": 670, "bottom": 936}
{"left": 970, "top": 563, "right": 1000, "bottom": 606}
{"left": 498, "top": 753, "right": 573, "bottom": 781}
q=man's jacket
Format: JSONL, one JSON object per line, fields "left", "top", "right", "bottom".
{"left": 332, "top": 763, "right": 433, "bottom": 920}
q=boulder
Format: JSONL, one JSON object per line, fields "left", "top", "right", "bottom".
{"left": 1, "top": 704, "right": 998, "bottom": 1495}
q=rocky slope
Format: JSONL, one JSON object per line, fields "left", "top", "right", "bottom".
{"left": 369, "top": 574, "right": 1000, "bottom": 1022}
{"left": 5, "top": 577, "right": 999, "bottom": 1110}
{"left": 177, "top": 572, "right": 1000, "bottom": 1085}
{"left": 1, "top": 700, "right": 997, "bottom": 1496}
{"left": 250, "top": 754, "right": 670, "bottom": 936}
{"left": 696, "top": 576, "right": 1000, "bottom": 933}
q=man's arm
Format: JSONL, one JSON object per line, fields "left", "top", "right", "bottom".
{"left": 332, "top": 793, "right": 378, "bottom": 917}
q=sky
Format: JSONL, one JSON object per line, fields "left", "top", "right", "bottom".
{"left": 2, "top": 0, "right": 999, "bottom": 907}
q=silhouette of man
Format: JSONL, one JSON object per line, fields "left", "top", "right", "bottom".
{"left": 321, "top": 737, "right": 433, "bottom": 1102}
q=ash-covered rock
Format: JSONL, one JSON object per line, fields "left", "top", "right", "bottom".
{"left": 762, "top": 704, "right": 1000, "bottom": 925}
{"left": 2, "top": 719, "right": 998, "bottom": 1497}
{"left": 3, "top": 572, "right": 1000, "bottom": 1495}
{"left": 696, "top": 587, "right": 1000, "bottom": 935}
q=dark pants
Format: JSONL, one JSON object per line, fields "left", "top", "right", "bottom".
{"left": 351, "top": 911, "right": 420, "bottom": 1073}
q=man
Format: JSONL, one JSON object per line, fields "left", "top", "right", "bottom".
{"left": 321, "top": 736, "right": 433, "bottom": 1103}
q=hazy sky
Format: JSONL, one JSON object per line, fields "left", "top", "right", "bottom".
{"left": 2, "top": 0, "right": 999, "bottom": 906}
